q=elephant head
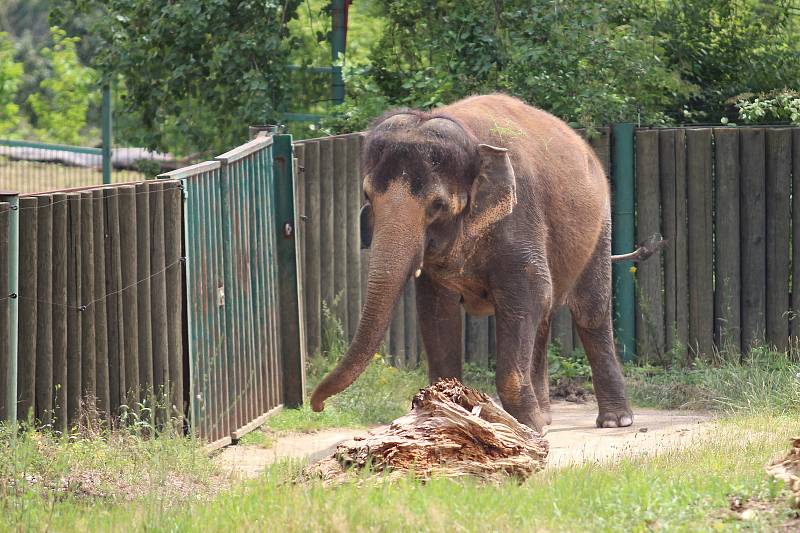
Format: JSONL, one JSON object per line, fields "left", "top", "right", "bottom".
{"left": 310, "top": 110, "right": 517, "bottom": 411}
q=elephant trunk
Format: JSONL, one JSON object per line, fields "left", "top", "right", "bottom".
{"left": 310, "top": 221, "right": 422, "bottom": 412}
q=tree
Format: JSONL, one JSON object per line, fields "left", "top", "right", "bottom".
{"left": 26, "top": 27, "right": 97, "bottom": 145}
{"left": 56, "top": 0, "right": 303, "bottom": 154}
{"left": 0, "top": 31, "right": 23, "bottom": 136}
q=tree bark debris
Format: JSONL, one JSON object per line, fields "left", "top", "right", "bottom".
{"left": 767, "top": 436, "right": 800, "bottom": 508}
{"left": 303, "top": 378, "right": 549, "bottom": 485}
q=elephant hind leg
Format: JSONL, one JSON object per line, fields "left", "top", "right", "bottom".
{"left": 530, "top": 314, "right": 552, "bottom": 426}
{"left": 568, "top": 223, "right": 633, "bottom": 428}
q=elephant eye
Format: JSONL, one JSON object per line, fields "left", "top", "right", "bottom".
{"left": 428, "top": 198, "right": 448, "bottom": 218}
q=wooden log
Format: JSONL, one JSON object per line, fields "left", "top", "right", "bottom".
{"left": 319, "top": 139, "right": 335, "bottom": 319}
{"left": 66, "top": 193, "right": 82, "bottom": 425}
{"left": 686, "top": 129, "right": 714, "bottom": 357}
{"left": 304, "top": 379, "right": 548, "bottom": 485}
{"left": 163, "top": 182, "right": 184, "bottom": 426}
{"left": 118, "top": 186, "right": 139, "bottom": 409}
{"left": 659, "top": 130, "right": 678, "bottom": 351}
{"left": 303, "top": 141, "right": 322, "bottom": 358}
{"left": 17, "top": 197, "right": 37, "bottom": 421}
{"left": 713, "top": 128, "right": 741, "bottom": 352}
{"left": 103, "top": 188, "right": 125, "bottom": 413}
{"left": 793, "top": 129, "right": 800, "bottom": 340}
{"left": 333, "top": 138, "right": 348, "bottom": 333}
{"left": 149, "top": 182, "right": 170, "bottom": 425}
{"left": 550, "top": 306, "right": 573, "bottom": 356}
{"left": 34, "top": 196, "right": 53, "bottom": 425}
{"left": 634, "top": 130, "right": 664, "bottom": 359}
{"left": 51, "top": 194, "right": 68, "bottom": 432}
{"left": 135, "top": 183, "right": 153, "bottom": 406}
{"left": 740, "top": 128, "right": 766, "bottom": 352}
{"left": 589, "top": 127, "right": 611, "bottom": 174}
{"left": 765, "top": 128, "right": 791, "bottom": 351}
{"left": 80, "top": 191, "right": 96, "bottom": 412}
{"left": 91, "top": 190, "right": 109, "bottom": 420}
{"left": 346, "top": 134, "right": 362, "bottom": 341}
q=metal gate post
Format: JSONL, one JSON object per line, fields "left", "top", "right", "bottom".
{"left": 611, "top": 124, "right": 636, "bottom": 362}
{"left": 1, "top": 193, "right": 19, "bottom": 423}
{"left": 272, "top": 134, "right": 306, "bottom": 407}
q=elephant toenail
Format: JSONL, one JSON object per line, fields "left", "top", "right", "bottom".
{"left": 602, "top": 419, "right": 619, "bottom": 428}
{"left": 620, "top": 415, "right": 633, "bottom": 427}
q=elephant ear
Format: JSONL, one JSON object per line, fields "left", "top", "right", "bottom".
{"left": 466, "top": 144, "right": 517, "bottom": 238}
{"left": 360, "top": 201, "right": 374, "bottom": 249}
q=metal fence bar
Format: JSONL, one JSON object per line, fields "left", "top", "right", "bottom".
{"left": 0, "top": 194, "right": 18, "bottom": 424}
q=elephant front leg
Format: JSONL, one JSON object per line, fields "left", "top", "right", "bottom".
{"left": 416, "top": 272, "right": 463, "bottom": 383}
{"left": 495, "top": 309, "right": 548, "bottom": 432}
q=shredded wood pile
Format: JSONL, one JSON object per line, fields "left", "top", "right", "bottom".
{"left": 303, "top": 378, "right": 549, "bottom": 485}
{"left": 767, "top": 436, "right": 800, "bottom": 508}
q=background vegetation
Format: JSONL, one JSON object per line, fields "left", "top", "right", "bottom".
{"left": 1, "top": 0, "right": 798, "bottom": 153}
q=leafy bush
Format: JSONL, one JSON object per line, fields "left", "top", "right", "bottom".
{"left": 735, "top": 90, "right": 800, "bottom": 125}
{"left": 0, "top": 31, "right": 23, "bottom": 136}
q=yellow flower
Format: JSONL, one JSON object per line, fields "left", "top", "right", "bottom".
{"left": 629, "top": 265, "right": 637, "bottom": 274}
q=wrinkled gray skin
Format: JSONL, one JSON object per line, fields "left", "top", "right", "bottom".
{"left": 310, "top": 94, "right": 633, "bottom": 431}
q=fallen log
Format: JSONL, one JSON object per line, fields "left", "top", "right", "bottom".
{"left": 767, "top": 436, "right": 800, "bottom": 508}
{"left": 303, "top": 378, "right": 549, "bottom": 485}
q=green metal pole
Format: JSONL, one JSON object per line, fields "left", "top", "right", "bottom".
{"left": 1, "top": 193, "right": 19, "bottom": 423}
{"left": 330, "top": 0, "right": 347, "bottom": 105}
{"left": 101, "top": 85, "right": 112, "bottom": 185}
{"left": 272, "top": 134, "right": 305, "bottom": 407}
{"left": 611, "top": 123, "right": 636, "bottom": 362}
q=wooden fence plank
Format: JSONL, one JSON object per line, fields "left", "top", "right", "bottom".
{"left": 589, "top": 128, "right": 611, "bottom": 174}
{"left": 118, "top": 186, "right": 139, "bottom": 410}
{"left": 403, "top": 280, "right": 417, "bottom": 366}
{"left": 793, "top": 129, "right": 800, "bottom": 339}
{"left": 303, "top": 141, "right": 321, "bottom": 357}
{"left": 18, "top": 197, "right": 37, "bottom": 420}
{"left": 91, "top": 190, "right": 109, "bottom": 420}
{"left": 333, "top": 138, "right": 348, "bottom": 334}
{"left": 66, "top": 193, "right": 82, "bottom": 425}
{"left": 51, "top": 194, "right": 68, "bottom": 431}
{"left": 465, "top": 315, "right": 488, "bottom": 367}
{"left": 163, "top": 182, "right": 184, "bottom": 426}
{"left": 740, "top": 128, "right": 767, "bottom": 352}
{"left": 686, "top": 129, "right": 714, "bottom": 357}
{"left": 135, "top": 183, "right": 153, "bottom": 406}
{"left": 635, "top": 129, "right": 664, "bottom": 359}
{"left": 673, "top": 130, "right": 690, "bottom": 358}
{"left": 765, "top": 128, "right": 791, "bottom": 351}
{"left": 149, "top": 182, "right": 169, "bottom": 425}
{"left": 80, "top": 191, "right": 96, "bottom": 410}
{"left": 35, "top": 196, "right": 53, "bottom": 425}
{"left": 659, "top": 130, "right": 678, "bottom": 352}
{"left": 319, "top": 139, "right": 335, "bottom": 325}
{"left": 550, "top": 306, "right": 573, "bottom": 356}
{"left": 713, "top": 128, "right": 741, "bottom": 352}
{"left": 103, "top": 189, "right": 124, "bottom": 414}
{"left": 346, "top": 134, "right": 362, "bottom": 341}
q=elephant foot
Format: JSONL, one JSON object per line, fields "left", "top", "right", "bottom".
{"left": 596, "top": 407, "right": 633, "bottom": 428}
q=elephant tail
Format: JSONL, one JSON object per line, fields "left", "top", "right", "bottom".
{"left": 610, "top": 233, "right": 667, "bottom": 263}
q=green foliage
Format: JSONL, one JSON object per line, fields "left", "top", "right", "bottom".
{"left": 626, "top": 347, "right": 800, "bottom": 413}
{"left": 55, "top": 0, "right": 303, "bottom": 155}
{"left": 548, "top": 342, "right": 592, "bottom": 381}
{"left": 0, "top": 32, "right": 23, "bottom": 136}
{"left": 644, "top": 0, "right": 800, "bottom": 123}
{"left": 735, "top": 89, "right": 800, "bottom": 125}
{"left": 26, "top": 27, "right": 97, "bottom": 145}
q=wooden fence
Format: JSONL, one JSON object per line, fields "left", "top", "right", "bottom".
{"left": 294, "top": 126, "right": 800, "bottom": 367}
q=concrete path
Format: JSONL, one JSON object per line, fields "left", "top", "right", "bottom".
{"left": 213, "top": 400, "right": 713, "bottom": 479}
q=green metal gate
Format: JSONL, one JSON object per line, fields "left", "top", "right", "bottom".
{"left": 161, "top": 133, "right": 305, "bottom": 449}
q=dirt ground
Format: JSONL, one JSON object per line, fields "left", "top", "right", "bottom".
{"left": 214, "top": 400, "right": 713, "bottom": 479}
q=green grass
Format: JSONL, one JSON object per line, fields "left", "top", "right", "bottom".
{"left": 2, "top": 414, "right": 797, "bottom": 532}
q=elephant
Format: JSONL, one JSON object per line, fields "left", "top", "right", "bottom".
{"left": 310, "top": 93, "right": 635, "bottom": 431}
